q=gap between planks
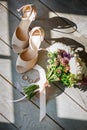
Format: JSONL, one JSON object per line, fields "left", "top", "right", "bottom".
{"left": 0, "top": 113, "right": 19, "bottom": 130}
{"left": 39, "top": 0, "right": 78, "bottom": 33}
{"left": 39, "top": 0, "right": 87, "bottom": 40}
{"left": 0, "top": 74, "right": 65, "bottom": 130}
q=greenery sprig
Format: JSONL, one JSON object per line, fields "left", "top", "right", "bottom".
{"left": 46, "top": 50, "right": 77, "bottom": 87}
{"left": 23, "top": 85, "right": 39, "bottom": 99}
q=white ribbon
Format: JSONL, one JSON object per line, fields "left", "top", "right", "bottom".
{"left": 34, "top": 64, "right": 46, "bottom": 121}
{"left": 8, "top": 64, "right": 46, "bottom": 121}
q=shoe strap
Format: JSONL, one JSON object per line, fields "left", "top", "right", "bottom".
{"left": 17, "top": 4, "right": 37, "bottom": 21}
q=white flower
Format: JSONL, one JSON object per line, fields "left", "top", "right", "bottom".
{"left": 69, "top": 55, "right": 87, "bottom": 80}
{"left": 47, "top": 42, "right": 74, "bottom": 55}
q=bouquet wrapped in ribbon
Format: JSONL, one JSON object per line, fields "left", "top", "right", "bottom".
{"left": 24, "top": 42, "right": 87, "bottom": 98}
{"left": 23, "top": 42, "right": 87, "bottom": 121}
{"left": 46, "top": 43, "right": 87, "bottom": 87}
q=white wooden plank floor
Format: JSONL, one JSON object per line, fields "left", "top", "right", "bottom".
{"left": 0, "top": 0, "right": 87, "bottom": 130}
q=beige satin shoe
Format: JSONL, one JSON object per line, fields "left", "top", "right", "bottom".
{"left": 12, "top": 4, "right": 37, "bottom": 53}
{"left": 16, "top": 48, "right": 38, "bottom": 73}
{"left": 17, "top": 4, "right": 37, "bottom": 21}
{"left": 29, "top": 26, "right": 45, "bottom": 50}
{"left": 16, "top": 26, "right": 45, "bottom": 73}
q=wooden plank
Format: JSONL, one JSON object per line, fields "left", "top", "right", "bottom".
{"left": 0, "top": 3, "right": 19, "bottom": 46}
{"left": 0, "top": 114, "right": 18, "bottom": 130}
{"left": 0, "top": 76, "right": 63, "bottom": 130}
{"left": 1, "top": 0, "right": 87, "bottom": 50}
{"left": 0, "top": 75, "right": 14, "bottom": 123}
{"left": 40, "top": 0, "right": 87, "bottom": 39}
{"left": 0, "top": 0, "right": 86, "bottom": 129}
{"left": 0, "top": 39, "right": 13, "bottom": 81}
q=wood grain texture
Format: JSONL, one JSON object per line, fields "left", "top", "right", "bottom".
{"left": 0, "top": 114, "right": 18, "bottom": 130}
{"left": 1, "top": 0, "right": 87, "bottom": 48}
{"left": 40, "top": 0, "right": 87, "bottom": 38}
{"left": 0, "top": 0, "right": 87, "bottom": 130}
{"left": 0, "top": 76, "right": 63, "bottom": 130}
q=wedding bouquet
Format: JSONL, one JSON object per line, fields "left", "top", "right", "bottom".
{"left": 46, "top": 43, "right": 87, "bottom": 87}
{"left": 24, "top": 42, "right": 87, "bottom": 99}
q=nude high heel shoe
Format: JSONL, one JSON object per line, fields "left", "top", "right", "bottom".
{"left": 16, "top": 26, "right": 45, "bottom": 73}
{"left": 16, "top": 48, "right": 38, "bottom": 73}
{"left": 17, "top": 4, "right": 37, "bottom": 21}
{"left": 12, "top": 4, "right": 37, "bottom": 53}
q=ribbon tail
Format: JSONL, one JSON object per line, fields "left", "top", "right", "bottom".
{"left": 40, "top": 87, "right": 46, "bottom": 121}
{"left": 33, "top": 64, "right": 47, "bottom": 121}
